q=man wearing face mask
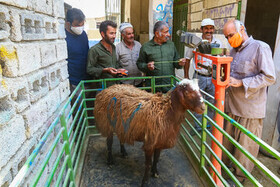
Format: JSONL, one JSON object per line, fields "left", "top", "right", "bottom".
{"left": 87, "top": 20, "right": 124, "bottom": 87}
{"left": 116, "top": 22, "right": 142, "bottom": 87}
{"left": 223, "top": 19, "right": 276, "bottom": 183}
{"left": 65, "top": 8, "right": 89, "bottom": 91}
{"left": 137, "top": 21, "right": 186, "bottom": 93}
{"left": 184, "top": 18, "right": 222, "bottom": 135}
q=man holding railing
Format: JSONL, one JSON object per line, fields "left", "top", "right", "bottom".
{"left": 223, "top": 19, "right": 276, "bottom": 184}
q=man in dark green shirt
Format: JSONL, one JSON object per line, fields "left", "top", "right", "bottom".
{"left": 137, "top": 21, "right": 186, "bottom": 93}
{"left": 87, "top": 20, "right": 123, "bottom": 87}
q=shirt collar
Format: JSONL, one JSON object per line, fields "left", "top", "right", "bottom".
{"left": 151, "top": 37, "right": 168, "bottom": 46}
{"left": 121, "top": 40, "right": 135, "bottom": 48}
{"left": 236, "top": 36, "right": 253, "bottom": 52}
{"left": 99, "top": 40, "right": 115, "bottom": 51}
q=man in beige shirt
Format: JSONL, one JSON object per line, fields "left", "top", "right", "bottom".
{"left": 223, "top": 19, "right": 276, "bottom": 183}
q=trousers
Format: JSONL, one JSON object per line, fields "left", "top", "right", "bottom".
{"left": 222, "top": 113, "right": 263, "bottom": 179}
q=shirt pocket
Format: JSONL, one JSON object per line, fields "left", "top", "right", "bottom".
{"left": 235, "top": 60, "right": 255, "bottom": 77}
{"left": 119, "top": 53, "right": 131, "bottom": 67}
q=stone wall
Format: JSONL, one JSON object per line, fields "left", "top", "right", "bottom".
{"left": 188, "top": 0, "right": 240, "bottom": 33}
{"left": 0, "top": 0, "right": 69, "bottom": 186}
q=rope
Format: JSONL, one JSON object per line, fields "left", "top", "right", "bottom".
{"left": 153, "top": 60, "right": 179, "bottom": 64}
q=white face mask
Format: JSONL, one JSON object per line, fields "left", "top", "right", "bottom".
{"left": 71, "top": 26, "right": 84, "bottom": 35}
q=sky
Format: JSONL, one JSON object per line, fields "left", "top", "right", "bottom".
{"left": 64, "top": 0, "right": 105, "bottom": 18}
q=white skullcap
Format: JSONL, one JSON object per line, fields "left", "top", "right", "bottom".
{"left": 119, "top": 22, "right": 133, "bottom": 33}
{"left": 201, "top": 18, "right": 215, "bottom": 27}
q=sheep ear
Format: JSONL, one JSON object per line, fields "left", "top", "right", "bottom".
{"left": 177, "top": 87, "right": 186, "bottom": 103}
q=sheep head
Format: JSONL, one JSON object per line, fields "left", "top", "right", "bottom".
{"left": 173, "top": 79, "right": 205, "bottom": 114}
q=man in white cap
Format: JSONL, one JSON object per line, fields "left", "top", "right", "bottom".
{"left": 185, "top": 18, "right": 222, "bottom": 135}
{"left": 116, "top": 22, "right": 143, "bottom": 86}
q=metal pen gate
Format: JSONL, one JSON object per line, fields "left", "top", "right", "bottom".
{"left": 10, "top": 76, "right": 280, "bottom": 187}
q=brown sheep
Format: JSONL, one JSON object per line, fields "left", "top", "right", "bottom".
{"left": 93, "top": 79, "right": 205, "bottom": 186}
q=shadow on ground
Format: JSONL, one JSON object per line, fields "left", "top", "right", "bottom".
{"left": 79, "top": 136, "right": 203, "bottom": 187}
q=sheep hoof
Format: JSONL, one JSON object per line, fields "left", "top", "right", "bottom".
{"left": 151, "top": 172, "right": 159, "bottom": 178}
{"left": 107, "top": 156, "right": 114, "bottom": 166}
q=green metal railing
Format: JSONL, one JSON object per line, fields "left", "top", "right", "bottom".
{"left": 181, "top": 89, "right": 280, "bottom": 187}
{"left": 10, "top": 76, "right": 280, "bottom": 187}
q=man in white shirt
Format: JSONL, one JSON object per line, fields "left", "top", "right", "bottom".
{"left": 184, "top": 18, "right": 222, "bottom": 134}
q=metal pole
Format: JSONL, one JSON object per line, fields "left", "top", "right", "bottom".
{"left": 210, "top": 85, "right": 225, "bottom": 186}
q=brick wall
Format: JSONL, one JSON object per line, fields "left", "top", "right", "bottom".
{"left": 0, "top": 0, "right": 69, "bottom": 186}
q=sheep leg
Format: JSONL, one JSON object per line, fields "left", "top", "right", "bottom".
{"left": 151, "top": 149, "right": 161, "bottom": 178}
{"left": 106, "top": 133, "right": 114, "bottom": 165}
{"left": 141, "top": 150, "right": 153, "bottom": 187}
{"left": 120, "top": 143, "right": 128, "bottom": 158}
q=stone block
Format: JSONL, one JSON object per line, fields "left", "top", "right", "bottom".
{"left": 16, "top": 43, "right": 41, "bottom": 76}
{"left": 214, "top": 17, "right": 230, "bottom": 30}
{"left": 57, "top": 60, "right": 69, "bottom": 81}
{"left": 9, "top": 135, "right": 37, "bottom": 177}
{"left": 0, "top": 6, "right": 10, "bottom": 40}
{"left": 45, "top": 64, "right": 60, "bottom": 90}
{"left": 53, "top": 0, "right": 65, "bottom": 18}
{"left": 9, "top": 8, "right": 22, "bottom": 41}
{"left": 0, "top": 0, "right": 27, "bottom": 9}
{"left": 0, "top": 166, "right": 12, "bottom": 187}
{"left": 5, "top": 77, "right": 30, "bottom": 113}
{"left": 190, "top": 12, "right": 202, "bottom": 22}
{"left": 56, "top": 40, "right": 68, "bottom": 61}
{"left": 43, "top": 16, "right": 58, "bottom": 39}
{"left": 20, "top": 13, "right": 44, "bottom": 40}
{"left": 40, "top": 42, "right": 56, "bottom": 67}
{"left": 46, "top": 87, "right": 61, "bottom": 118}
{"left": 58, "top": 19, "right": 66, "bottom": 39}
{"left": 190, "top": 1, "right": 203, "bottom": 13}
{"left": 22, "top": 98, "right": 48, "bottom": 136}
{"left": 0, "top": 93, "right": 15, "bottom": 126}
{"left": 189, "top": 0, "right": 202, "bottom": 3}
{"left": 33, "top": 0, "right": 53, "bottom": 15}
{"left": 203, "top": 3, "right": 238, "bottom": 19}
{"left": 0, "top": 115, "right": 26, "bottom": 169}
{"left": 191, "top": 22, "right": 201, "bottom": 31}
{"left": 0, "top": 44, "right": 19, "bottom": 77}
{"left": 26, "top": 70, "right": 49, "bottom": 103}
{"left": 59, "top": 79, "right": 70, "bottom": 102}
{"left": 204, "top": 0, "right": 236, "bottom": 9}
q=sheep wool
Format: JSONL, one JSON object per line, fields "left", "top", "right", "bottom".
{"left": 94, "top": 84, "right": 179, "bottom": 151}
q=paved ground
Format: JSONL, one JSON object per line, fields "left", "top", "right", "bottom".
{"left": 79, "top": 136, "right": 203, "bottom": 187}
